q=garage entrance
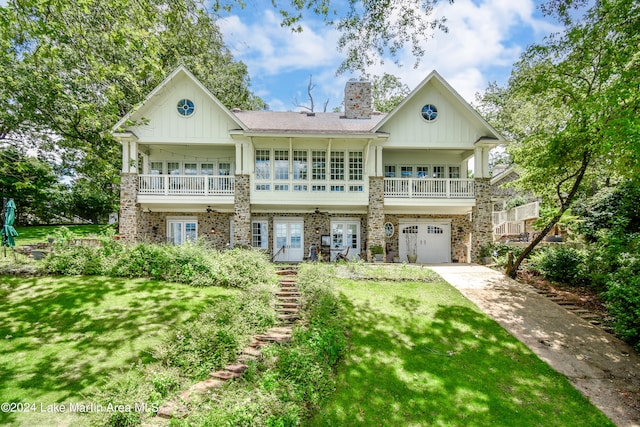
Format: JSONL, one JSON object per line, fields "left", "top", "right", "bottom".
{"left": 398, "top": 221, "right": 451, "bottom": 263}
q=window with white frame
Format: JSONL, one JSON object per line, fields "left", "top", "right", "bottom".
{"left": 432, "top": 166, "right": 445, "bottom": 178}
{"left": 151, "top": 162, "right": 163, "bottom": 174}
{"left": 168, "top": 162, "right": 180, "bottom": 175}
{"left": 255, "top": 150, "right": 270, "bottom": 180}
{"left": 293, "top": 150, "right": 308, "bottom": 180}
{"left": 312, "top": 151, "right": 326, "bottom": 181}
{"left": 218, "top": 162, "right": 231, "bottom": 176}
{"left": 401, "top": 166, "right": 413, "bottom": 178}
{"left": 385, "top": 165, "right": 396, "bottom": 177}
{"left": 167, "top": 218, "right": 197, "bottom": 245}
{"left": 330, "top": 151, "right": 345, "bottom": 181}
{"left": 274, "top": 150, "right": 289, "bottom": 180}
{"left": 417, "top": 166, "right": 429, "bottom": 178}
{"left": 251, "top": 220, "right": 268, "bottom": 249}
{"left": 448, "top": 166, "right": 461, "bottom": 179}
{"left": 184, "top": 163, "right": 198, "bottom": 175}
{"left": 349, "top": 151, "right": 363, "bottom": 181}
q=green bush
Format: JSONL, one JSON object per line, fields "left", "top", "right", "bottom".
{"left": 529, "top": 246, "right": 587, "bottom": 285}
{"left": 154, "top": 290, "right": 276, "bottom": 379}
{"left": 45, "top": 236, "right": 276, "bottom": 289}
{"left": 603, "top": 252, "right": 640, "bottom": 351}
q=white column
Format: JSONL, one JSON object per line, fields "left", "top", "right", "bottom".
{"left": 235, "top": 142, "right": 243, "bottom": 174}
{"left": 376, "top": 145, "right": 383, "bottom": 177}
{"left": 121, "top": 141, "right": 129, "bottom": 173}
{"left": 474, "top": 147, "right": 490, "bottom": 179}
{"left": 129, "top": 140, "right": 138, "bottom": 173}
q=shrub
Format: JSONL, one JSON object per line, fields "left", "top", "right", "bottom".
{"left": 528, "top": 246, "right": 587, "bottom": 285}
{"left": 154, "top": 290, "right": 276, "bottom": 379}
{"left": 603, "top": 252, "right": 640, "bottom": 351}
{"left": 45, "top": 238, "right": 277, "bottom": 290}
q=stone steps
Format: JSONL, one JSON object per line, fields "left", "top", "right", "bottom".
{"left": 156, "top": 266, "right": 301, "bottom": 420}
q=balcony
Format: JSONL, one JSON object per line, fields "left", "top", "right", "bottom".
{"left": 138, "top": 175, "right": 235, "bottom": 196}
{"left": 384, "top": 178, "right": 475, "bottom": 199}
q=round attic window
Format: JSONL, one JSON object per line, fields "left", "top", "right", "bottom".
{"left": 421, "top": 104, "right": 438, "bottom": 121}
{"left": 177, "top": 99, "right": 195, "bottom": 117}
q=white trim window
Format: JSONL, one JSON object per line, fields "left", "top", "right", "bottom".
{"left": 251, "top": 220, "right": 269, "bottom": 249}
{"left": 167, "top": 217, "right": 197, "bottom": 245}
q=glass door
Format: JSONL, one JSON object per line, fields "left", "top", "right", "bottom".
{"left": 330, "top": 220, "right": 360, "bottom": 260}
{"left": 273, "top": 219, "right": 304, "bottom": 262}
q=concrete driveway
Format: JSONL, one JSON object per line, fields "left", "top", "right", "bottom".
{"left": 430, "top": 264, "right": 640, "bottom": 427}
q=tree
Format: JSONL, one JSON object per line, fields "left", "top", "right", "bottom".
{"left": 294, "top": 75, "right": 329, "bottom": 112}
{"left": 367, "top": 73, "right": 410, "bottom": 113}
{"left": 0, "top": 0, "right": 265, "bottom": 221}
{"left": 0, "top": 147, "right": 67, "bottom": 225}
{"left": 478, "top": 0, "right": 640, "bottom": 277}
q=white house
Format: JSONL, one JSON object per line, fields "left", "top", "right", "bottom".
{"left": 113, "top": 66, "right": 503, "bottom": 263}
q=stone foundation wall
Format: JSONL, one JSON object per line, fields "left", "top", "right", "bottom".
{"left": 119, "top": 173, "right": 139, "bottom": 241}
{"left": 138, "top": 211, "right": 233, "bottom": 247}
{"left": 472, "top": 178, "right": 493, "bottom": 262}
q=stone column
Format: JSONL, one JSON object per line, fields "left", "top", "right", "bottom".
{"left": 233, "top": 174, "right": 251, "bottom": 247}
{"left": 471, "top": 178, "right": 492, "bottom": 262}
{"left": 366, "top": 176, "right": 385, "bottom": 261}
{"left": 119, "top": 173, "right": 139, "bottom": 241}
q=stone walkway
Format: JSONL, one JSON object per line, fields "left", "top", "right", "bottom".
{"left": 156, "top": 266, "right": 300, "bottom": 420}
{"left": 430, "top": 264, "right": 640, "bottom": 427}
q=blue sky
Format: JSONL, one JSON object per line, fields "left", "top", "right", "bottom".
{"left": 218, "top": 0, "right": 562, "bottom": 111}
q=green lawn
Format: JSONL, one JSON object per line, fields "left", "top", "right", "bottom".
{"left": 13, "top": 224, "right": 114, "bottom": 246}
{"left": 309, "top": 277, "right": 613, "bottom": 426}
{"left": 0, "top": 275, "right": 237, "bottom": 427}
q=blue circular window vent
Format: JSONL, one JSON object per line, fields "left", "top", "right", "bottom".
{"left": 177, "top": 99, "right": 195, "bottom": 117}
{"left": 421, "top": 104, "right": 438, "bottom": 121}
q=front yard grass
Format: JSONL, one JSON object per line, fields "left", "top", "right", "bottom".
{"left": 0, "top": 275, "right": 237, "bottom": 426}
{"left": 309, "top": 274, "right": 613, "bottom": 426}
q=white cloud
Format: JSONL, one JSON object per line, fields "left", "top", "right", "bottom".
{"left": 219, "top": 10, "right": 343, "bottom": 76}
{"left": 220, "top": 0, "right": 561, "bottom": 109}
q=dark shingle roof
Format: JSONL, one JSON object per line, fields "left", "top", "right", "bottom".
{"left": 233, "top": 111, "right": 386, "bottom": 134}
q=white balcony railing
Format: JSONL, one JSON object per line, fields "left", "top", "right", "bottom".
{"left": 494, "top": 221, "right": 524, "bottom": 236}
{"left": 138, "top": 175, "right": 235, "bottom": 196}
{"left": 384, "top": 178, "right": 474, "bottom": 199}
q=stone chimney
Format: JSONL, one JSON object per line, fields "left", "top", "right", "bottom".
{"left": 344, "top": 79, "right": 372, "bottom": 119}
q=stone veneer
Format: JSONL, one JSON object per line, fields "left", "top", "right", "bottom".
{"left": 471, "top": 178, "right": 493, "bottom": 262}
{"left": 233, "top": 175, "right": 251, "bottom": 246}
{"left": 119, "top": 173, "right": 139, "bottom": 241}
{"left": 367, "top": 176, "right": 386, "bottom": 260}
{"left": 138, "top": 211, "right": 233, "bottom": 246}
{"left": 344, "top": 80, "right": 372, "bottom": 119}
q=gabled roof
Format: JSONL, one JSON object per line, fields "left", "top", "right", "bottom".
{"left": 112, "top": 65, "right": 247, "bottom": 133}
{"left": 372, "top": 70, "right": 504, "bottom": 143}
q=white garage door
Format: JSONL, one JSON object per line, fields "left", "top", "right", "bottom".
{"left": 399, "top": 222, "right": 451, "bottom": 263}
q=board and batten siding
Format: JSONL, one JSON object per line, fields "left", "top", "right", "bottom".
{"left": 378, "top": 84, "right": 489, "bottom": 149}
{"left": 125, "top": 72, "right": 239, "bottom": 145}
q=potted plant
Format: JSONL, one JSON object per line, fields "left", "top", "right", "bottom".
{"left": 370, "top": 245, "right": 384, "bottom": 263}
{"left": 403, "top": 226, "right": 418, "bottom": 263}
{"left": 479, "top": 245, "right": 493, "bottom": 265}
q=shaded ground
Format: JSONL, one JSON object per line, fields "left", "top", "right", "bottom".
{"left": 431, "top": 265, "right": 640, "bottom": 427}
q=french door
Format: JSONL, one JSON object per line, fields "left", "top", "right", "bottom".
{"left": 273, "top": 219, "right": 304, "bottom": 262}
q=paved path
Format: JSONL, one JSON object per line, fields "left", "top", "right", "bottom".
{"left": 430, "top": 264, "right": 640, "bottom": 427}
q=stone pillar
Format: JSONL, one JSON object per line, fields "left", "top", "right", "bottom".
{"left": 471, "top": 178, "right": 492, "bottom": 262}
{"left": 119, "top": 173, "right": 139, "bottom": 241}
{"left": 366, "top": 176, "right": 385, "bottom": 261}
{"left": 233, "top": 174, "right": 251, "bottom": 247}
